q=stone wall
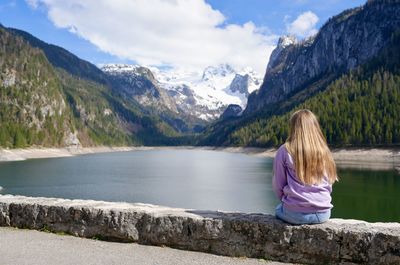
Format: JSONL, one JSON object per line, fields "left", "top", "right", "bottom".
{"left": 0, "top": 195, "right": 399, "bottom": 264}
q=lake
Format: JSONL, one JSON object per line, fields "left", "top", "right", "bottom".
{"left": 0, "top": 149, "right": 399, "bottom": 222}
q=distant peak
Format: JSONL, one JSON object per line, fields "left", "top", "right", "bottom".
{"left": 101, "top": 63, "right": 142, "bottom": 72}
{"left": 101, "top": 63, "right": 156, "bottom": 81}
{"left": 238, "top": 66, "right": 260, "bottom": 78}
{"left": 277, "top": 35, "right": 297, "bottom": 48}
{"left": 201, "top": 64, "right": 236, "bottom": 80}
{"left": 203, "top": 64, "right": 235, "bottom": 73}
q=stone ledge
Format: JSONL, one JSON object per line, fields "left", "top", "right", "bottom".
{"left": 0, "top": 195, "right": 399, "bottom": 264}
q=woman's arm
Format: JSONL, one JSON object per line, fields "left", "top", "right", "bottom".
{"left": 272, "top": 147, "right": 287, "bottom": 200}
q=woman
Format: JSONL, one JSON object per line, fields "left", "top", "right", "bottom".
{"left": 273, "top": 109, "right": 338, "bottom": 224}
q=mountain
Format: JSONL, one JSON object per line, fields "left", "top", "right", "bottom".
{"left": 101, "top": 64, "right": 207, "bottom": 133}
{"left": 101, "top": 63, "right": 262, "bottom": 131}
{"left": 151, "top": 64, "right": 262, "bottom": 120}
{"left": 0, "top": 25, "right": 184, "bottom": 147}
{"left": 245, "top": 0, "right": 400, "bottom": 114}
{"left": 199, "top": 0, "right": 400, "bottom": 147}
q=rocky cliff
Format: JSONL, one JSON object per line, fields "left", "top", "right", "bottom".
{"left": 246, "top": 0, "right": 400, "bottom": 114}
{"left": 102, "top": 64, "right": 178, "bottom": 113}
{"left": 220, "top": 104, "right": 243, "bottom": 120}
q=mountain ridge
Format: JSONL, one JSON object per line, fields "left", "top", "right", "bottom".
{"left": 101, "top": 63, "right": 262, "bottom": 123}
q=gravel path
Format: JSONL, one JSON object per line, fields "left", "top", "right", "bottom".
{"left": 0, "top": 227, "right": 292, "bottom": 265}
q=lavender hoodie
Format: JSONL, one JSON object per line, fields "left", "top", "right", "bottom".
{"left": 272, "top": 145, "right": 333, "bottom": 213}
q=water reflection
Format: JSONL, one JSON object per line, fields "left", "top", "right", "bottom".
{"left": 332, "top": 168, "right": 400, "bottom": 222}
{"left": 0, "top": 149, "right": 279, "bottom": 214}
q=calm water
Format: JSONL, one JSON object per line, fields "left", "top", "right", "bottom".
{"left": 0, "top": 149, "right": 398, "bottom": 222}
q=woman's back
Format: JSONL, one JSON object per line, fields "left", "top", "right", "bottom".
{"left": 272, "top": 109, "right": 337, "bottom": 224}
{"left": 273, "top": 145, "right": 333, "bottom": 213}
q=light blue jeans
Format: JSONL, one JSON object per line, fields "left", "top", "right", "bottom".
{"left": 275, "top": 203, "right": 330, "bottom": 225}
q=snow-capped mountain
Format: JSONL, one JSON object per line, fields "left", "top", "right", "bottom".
{"left": 151, "top": 64, "right": 262, "bottom": 120}
{"left": 101, "top": 63, "right": 262, "bottom": 121}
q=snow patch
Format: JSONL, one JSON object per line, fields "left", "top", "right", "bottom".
{"left": 152, "top": 64, "right": 262, "bottom": 111}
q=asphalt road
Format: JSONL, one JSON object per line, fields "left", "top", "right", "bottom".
{"left": 0, "top": 227, "right": 292, "bottom": 265}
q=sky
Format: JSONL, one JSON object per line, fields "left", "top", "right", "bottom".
{"left": 0, "top": 0, "right": 365, "bottom": 74}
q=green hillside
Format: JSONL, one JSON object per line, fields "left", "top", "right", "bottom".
{"left": 0, "top": 27, "right": 74, "bottom": 147}
{"left": 0, "top": 25, "right": 184, "bottom": 148}
{"left": 57, "top": 69, "right": 134, "bottom": 146}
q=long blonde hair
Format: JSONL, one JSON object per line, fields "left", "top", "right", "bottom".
{"left": 285, "top": 109, "right": 337, "bottom": 185}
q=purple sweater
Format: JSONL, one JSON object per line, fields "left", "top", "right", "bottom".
{"left": 272, "top": 145, "right": 333, "bottom": 213}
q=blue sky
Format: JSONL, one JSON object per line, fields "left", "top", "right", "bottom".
{"left": 0, "top": 0, "right": 365, "bottom": 72}
{"left": 207, "top": 0, "right": 365, "bottom": 34}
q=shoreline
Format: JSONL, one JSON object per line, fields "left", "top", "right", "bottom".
{"left": 0, "top": 146, "right": 399, "bottom": 171}
{"left": 0, "top": 146, "right": 149, "bottom": 162}
{"left": 214, "top": 146, "right": 400, "bottom": 171}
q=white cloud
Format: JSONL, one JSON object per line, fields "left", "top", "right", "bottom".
{"left": 287, "top": 11, "right": 319, "bottom": 38}
{"left": 26, "top": 0, "right": 277, "bottom": 74}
